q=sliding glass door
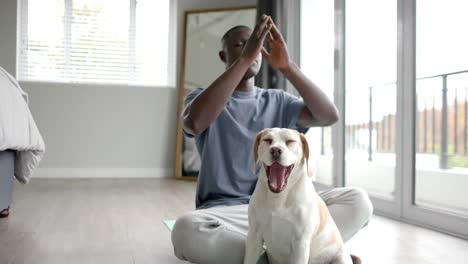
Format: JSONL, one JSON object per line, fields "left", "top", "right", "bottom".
{"left": 300, "top": 0, "right": 335, "bottom": 186}
{"left": 403, "top": 0, "right": 468, "bottom": 237}
{"left": 299, "top": 0, "right": 468, "bottom": 238}
{"left": 344, "top": 0, "right": 397, "bottom": 202}
{"left": 414, "top": 0, "right": 468, "bottom": 218}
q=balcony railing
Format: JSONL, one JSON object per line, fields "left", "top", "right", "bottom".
{"left": 345, "top": 70, "right": 468, "bottom": 169}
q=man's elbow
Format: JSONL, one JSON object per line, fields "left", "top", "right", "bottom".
{"left": 299, "top": 107, "right": 339, "bottom": 128}
{"left": 316, "top": 108, "right": 339, "bottom": 127}
{"left": 325, "top": 108, "right": 340, "bottom": 125}
{"left": 183, "top": 115, "right": 204, "bottom": 135}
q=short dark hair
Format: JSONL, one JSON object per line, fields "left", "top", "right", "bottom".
{"left": 221, "top": 25, "right": 251, "bottom": 47}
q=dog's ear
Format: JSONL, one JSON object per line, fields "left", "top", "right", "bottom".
{"left": 252, "top": 129, "right": 267, "bottom": 173}
{"left": 298, "top": 132, "right": 309, "bottom": 162}
{"left": 253, "top": 130, "right": 265, "bottom": 164}
{"left": 298, "top": 132, "right": 311, "bottom": 176}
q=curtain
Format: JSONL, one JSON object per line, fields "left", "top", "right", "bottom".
{"left": 255, "top": 0, "right": 287, "bottom": 90}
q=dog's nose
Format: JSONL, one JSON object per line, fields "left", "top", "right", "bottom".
{"left": 270, "top": 147, "right": 282, "bottom": 159}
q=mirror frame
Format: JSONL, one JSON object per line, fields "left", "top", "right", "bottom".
{"left": 174, "top": 6, "right": 257, "bottom": 181}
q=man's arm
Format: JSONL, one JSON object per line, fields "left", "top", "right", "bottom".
{"left": 183, "top": 58, "right": 251, "bottom": 135}
{"left": 183, "top": 16, "right": 273, "bottom": 135}
{"left": 261, "top": 22, "right": 339, "bottom": 128}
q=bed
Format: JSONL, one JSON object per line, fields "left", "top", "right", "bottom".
{"left": 0, "top": 66, "right": 45, "bottom": 217}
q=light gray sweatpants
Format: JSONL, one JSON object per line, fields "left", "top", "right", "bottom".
{"left": 171, "top": 187, "right": 373, "bottom": 264}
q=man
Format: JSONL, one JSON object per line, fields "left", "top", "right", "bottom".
{"left": 172, "top": 15, "right": 373, "bottom": 264}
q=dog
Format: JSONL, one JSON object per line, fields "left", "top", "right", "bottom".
{"left": 244, "top": 128, "right": 354, "bottom": 264}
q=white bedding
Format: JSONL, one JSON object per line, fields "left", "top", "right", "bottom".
{"left": 0, "top": 66, "right": 45, "bottom": 183}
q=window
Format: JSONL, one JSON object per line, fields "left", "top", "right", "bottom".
{"left": 18, "top": 0, "right": 174, "bottom": 86}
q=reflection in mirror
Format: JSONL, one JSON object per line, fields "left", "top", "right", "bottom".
{"left": 175, "top": 7, "right": 257, "bottom": 180}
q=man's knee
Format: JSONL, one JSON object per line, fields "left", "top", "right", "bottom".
{"left": 171, "top": 210, "right": 246, "bottom": 264}
{"left": 347, "top": 186, "right": 374, "bottom": 226}
{"left": 171, "top": 211, "right": 200, "bottom": 260}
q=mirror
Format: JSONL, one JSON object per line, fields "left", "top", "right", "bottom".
{"left": 174, "top": 7, "right": 257, "bottom": 180}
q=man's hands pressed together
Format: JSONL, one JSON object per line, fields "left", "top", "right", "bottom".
{"left": 238, "top": 14, "right": 273, "bottom": 66}
{"left": 260, "top": 18, "right": 292, "bottom": 73}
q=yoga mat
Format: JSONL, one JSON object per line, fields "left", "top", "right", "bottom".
{"left": 164, "top": 219, "right": 176, "bottom": 231}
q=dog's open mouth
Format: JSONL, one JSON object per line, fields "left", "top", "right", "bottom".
{"left": 265, "top": 162, "right": 294, "bottom": 193}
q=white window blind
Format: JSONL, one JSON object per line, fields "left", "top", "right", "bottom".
{"left": 18, "top": 0, "right": 173, "bottom": 86}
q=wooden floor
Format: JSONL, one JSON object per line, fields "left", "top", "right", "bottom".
{"left": 1, "top": 179, "right": 467, "bottom": 264}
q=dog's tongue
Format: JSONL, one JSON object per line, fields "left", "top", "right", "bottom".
{"left": 267, "top": 163, "right": 288, "bottom": 193}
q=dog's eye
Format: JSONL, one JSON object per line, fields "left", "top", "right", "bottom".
{"left": 286, "top": 139, "right": 296, "bottom": 144}
{"left": 263, "top": 138, "right": 273, "bottom": 144}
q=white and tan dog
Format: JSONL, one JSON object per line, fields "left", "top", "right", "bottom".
{"left": 244, "top": 128, "right": 353, "bottom": 264}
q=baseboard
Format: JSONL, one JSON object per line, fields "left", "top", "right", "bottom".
{"left": 33, "top": 168, "right": 173, "bottom": 179}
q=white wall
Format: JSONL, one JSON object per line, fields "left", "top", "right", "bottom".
{"left": 22, "top": 82, "right": 176, "bottom": 170}
{"left": 0, "top": 0, "right": 16, "bottom": 75}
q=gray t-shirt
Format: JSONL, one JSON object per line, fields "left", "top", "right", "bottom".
{"left": 183, "top": 87, "right": 308, "bottom": 209}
